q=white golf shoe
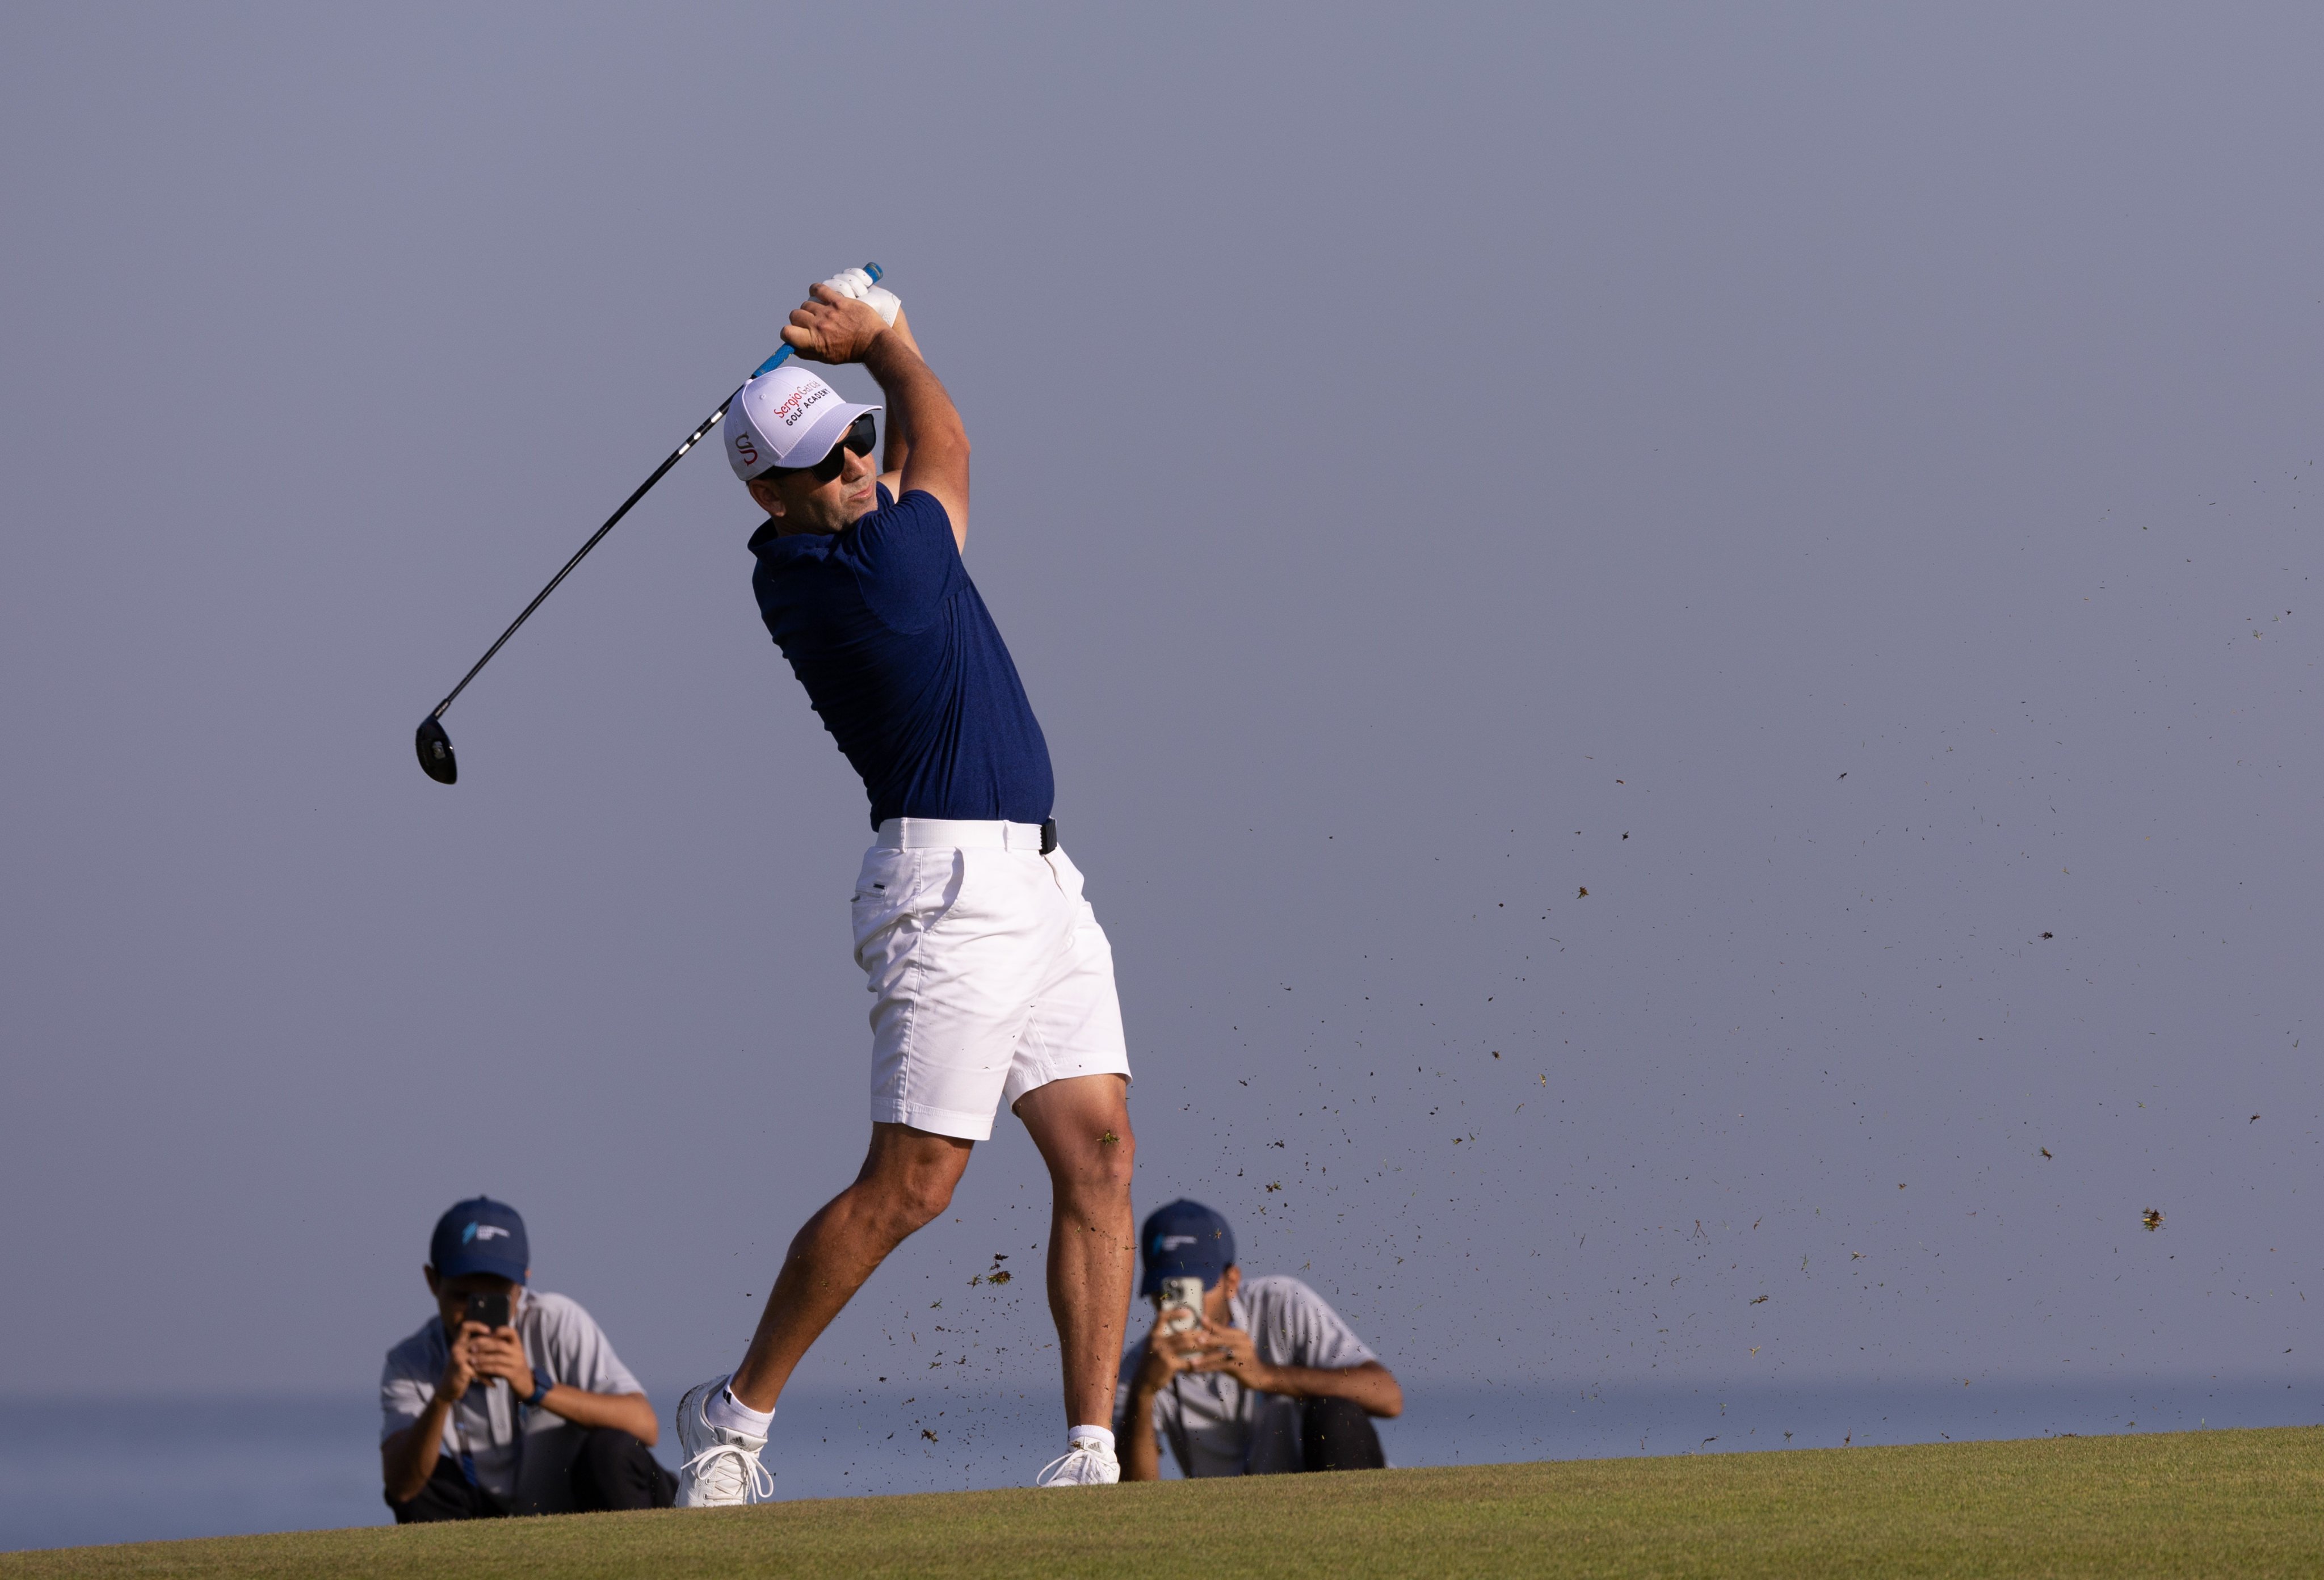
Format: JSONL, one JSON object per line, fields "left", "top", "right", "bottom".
{"left": 674, "top": 1377, "right": 772, "bottom": 1508}
{"left": 1034, "top": 1438, "right": 1120, "bottom": 1486}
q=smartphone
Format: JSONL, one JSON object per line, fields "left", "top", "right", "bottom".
{"left": 1158, "top": 1275, "right": 1203, "bottom": 1336}
{"left": 463, "top": 1291, "right": 511, "bottom": 1331}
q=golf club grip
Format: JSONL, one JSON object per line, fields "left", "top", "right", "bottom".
{"left": 751, "top": 262, "right": 882, "bottom": 377}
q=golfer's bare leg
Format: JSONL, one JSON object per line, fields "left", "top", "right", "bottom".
{"left": 726, "top": 1123, "right": 973, "bottom": 1413}
{"left": 1014, "top": 1074, "right": 1136, "bottom": 1428}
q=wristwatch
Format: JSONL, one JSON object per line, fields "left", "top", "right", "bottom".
{"left": 523, "top": 1373, "right": 554, "bottom": 1407}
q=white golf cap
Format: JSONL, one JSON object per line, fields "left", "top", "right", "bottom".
{"left": 725, "top": 363, "right": 880, "bottom": 482}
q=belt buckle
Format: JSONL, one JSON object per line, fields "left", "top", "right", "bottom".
{"left": 1040, "top": 818, "right": 1057, "bottom": 855}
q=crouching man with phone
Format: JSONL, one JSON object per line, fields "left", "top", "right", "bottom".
{"left": 380, "top": 1197, "right": 674, "bottom": 1521}
{"left": 1115, "top": 1200, "right": 1402, "bottom": 1480}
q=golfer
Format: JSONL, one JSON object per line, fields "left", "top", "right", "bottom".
{"left": 673, "top": 271, "right": 1136, "bottom": 1501}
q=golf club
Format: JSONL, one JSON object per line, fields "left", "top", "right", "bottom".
{"left": 414, "top": 262, "right": 883, "bottom": 784}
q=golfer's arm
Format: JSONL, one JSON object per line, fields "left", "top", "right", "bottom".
{"left": 1120, "top": 1384, "right": 1166, "bottom": 1481}
{"left": 876, "top": 308, "right": 922, "bottom": 495}
{"left": 535, "top": 1386, "right": 658, "bottom": 1445}
{"left": 1261, "top": 1360, "right": 1403, "bottom": 1418}
{"left": 380, "top": 1401, "right": 453, "bottom": 1503}
{"left": 861, "top": 329, "right": 969, "bottom": 551}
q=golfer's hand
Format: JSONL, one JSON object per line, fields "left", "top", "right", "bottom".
{"left": 820, "top": 267, "right": 901, "bottom": 326}
{"left": 782, "top": 284, "right": 889, "bottom": 364}
{"left": 465, "top": 1326, "right": 535, "bottom": 1398}
{"left": 1189, "top": 1321, "right": 1279, "bottom": 1393}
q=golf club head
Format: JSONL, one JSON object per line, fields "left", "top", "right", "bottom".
{"left": 415, "top": 715, "right": 457, "bottom": 784}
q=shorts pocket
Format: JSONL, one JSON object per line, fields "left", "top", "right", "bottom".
{"left": 850, "top": 848, "right": 959, "bottom": 972}
{"left": 1043, "top": 847, "right": 1089, "bottom": 907}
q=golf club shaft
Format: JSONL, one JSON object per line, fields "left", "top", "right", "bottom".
{"left": 427, "top": 263, "right": 879, "bottom": 721}
{"left": 428, "top": 390, "right": 735, "bottom": 720}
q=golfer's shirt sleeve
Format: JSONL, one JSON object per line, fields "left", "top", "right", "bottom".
{"left": 850, "top": 489, "right": 962, "bottom": 633}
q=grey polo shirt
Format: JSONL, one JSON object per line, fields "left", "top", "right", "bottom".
{"left": 379, "top": 1289, "right": 644, "bottom": 1501}
{"left": 1113, "top": 1274, "right": 1377, "bottom": 1478}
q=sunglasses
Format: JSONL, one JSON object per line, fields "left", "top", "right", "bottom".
{"left": 764, "top": 413, "right": 877, "bottom": 486}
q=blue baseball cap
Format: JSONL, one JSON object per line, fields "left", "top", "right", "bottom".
{"left": 429, "top": 1197, "right": 529, "bottom": 1284}
{"left": 1140, "top": 1199, "right": 1235, "bottom": 1297}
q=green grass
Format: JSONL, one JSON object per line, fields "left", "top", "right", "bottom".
{"left": 7, "top": 1428, "right": 2320, "bottom": 1579}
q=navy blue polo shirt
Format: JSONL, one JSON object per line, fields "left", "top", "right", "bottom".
{"left": 748, "top": 485, "right": 1054, "bottom": 829}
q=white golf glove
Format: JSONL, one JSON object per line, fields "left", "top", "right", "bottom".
{"left": 821, "top": 267, "right": 901, "bottom": 326}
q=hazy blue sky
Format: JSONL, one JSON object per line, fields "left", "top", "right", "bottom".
{"left": 2, "top": 2, "right": 2315, "bottom": 1425}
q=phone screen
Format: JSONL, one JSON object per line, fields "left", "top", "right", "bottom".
{"left": 464, "top": 1291, "right": 511, "bottom": 1330}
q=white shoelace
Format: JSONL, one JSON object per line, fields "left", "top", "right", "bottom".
{"left": 683, "top": 1439, "right": 775, "bottom": 1502}
{"left": 1035, "top": 1443, "right": 1112, "bottom": 1486}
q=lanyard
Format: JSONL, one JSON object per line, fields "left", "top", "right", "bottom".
{"left": 451, "top": 1381, "right": 526, "bottom": 1494}
{"left": 453, "top": 1403, "right": 481, "bottom": 1487}
{"left": 1165, "top": 1375, "right": 1197, "bottom": 1476}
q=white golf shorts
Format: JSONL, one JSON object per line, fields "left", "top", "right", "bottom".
{"left": 851, "top": 818, "right": 1131, "bottom": 1141}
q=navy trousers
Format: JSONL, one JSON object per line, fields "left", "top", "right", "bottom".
{"left": 1300, "top": 1396, "right": 1387, "bottom": 1472}
{"left": 387, "top": 1428, "right": 677, "bottom": 1522}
